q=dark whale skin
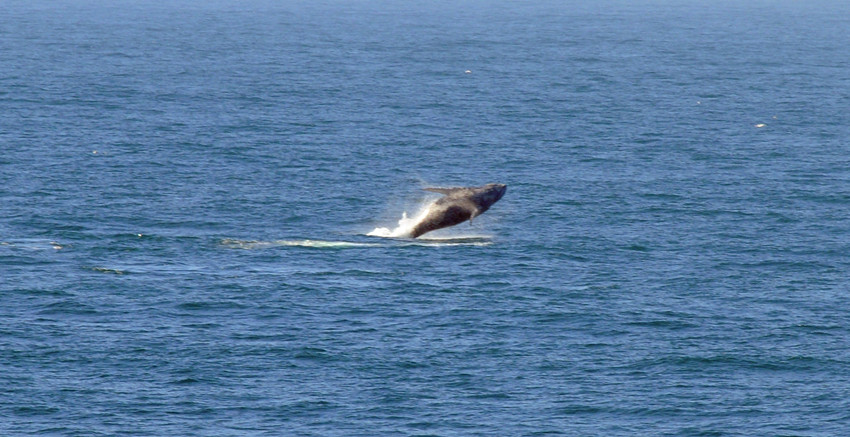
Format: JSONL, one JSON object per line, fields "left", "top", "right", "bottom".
{"left": 408, "top": 183, "right": 506, "bottom": 238}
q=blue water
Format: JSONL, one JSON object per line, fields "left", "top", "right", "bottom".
{"left": 3, "top": 0, "right": 850, "bottom": 435}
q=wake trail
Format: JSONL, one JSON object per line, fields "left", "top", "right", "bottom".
{"left": 220, "top": 239, "right": 382, "bottom": 249}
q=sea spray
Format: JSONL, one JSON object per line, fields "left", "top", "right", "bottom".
{"left": 367, "top": 201, "right": 435, "bottom": 238}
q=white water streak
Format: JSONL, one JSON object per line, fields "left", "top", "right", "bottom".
{"left": 220, "top": 239, "right": 381, "bottom": 249}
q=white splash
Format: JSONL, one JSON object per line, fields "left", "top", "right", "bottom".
{"left": 367, "top": 201, "right": 435, "bottom": 238}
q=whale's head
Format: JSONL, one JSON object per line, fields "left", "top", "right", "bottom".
{"left": 474, "top": 183, "right": 507, "bottom": 209}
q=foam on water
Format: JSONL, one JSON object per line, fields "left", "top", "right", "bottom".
{"left": 221, "top": 239, "right": 382, "bottom": 249}
{"left": 0, "top": 239, "right": 65, "bottom": 250}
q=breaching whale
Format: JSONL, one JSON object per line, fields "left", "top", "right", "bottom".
{"left": 408, "top": 183, "right": 507, "bottom": 238}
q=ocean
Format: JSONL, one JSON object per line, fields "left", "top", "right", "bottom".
{"left": 2, "top": 0, "right": 850, "bottom": 435}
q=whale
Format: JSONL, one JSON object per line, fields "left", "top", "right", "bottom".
{"left": 408, "top": 183, "right": 507, "bottom": 238}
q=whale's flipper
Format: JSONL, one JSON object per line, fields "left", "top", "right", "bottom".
{"left": 423, "top": 187, "right": 464, "bottom": 196}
